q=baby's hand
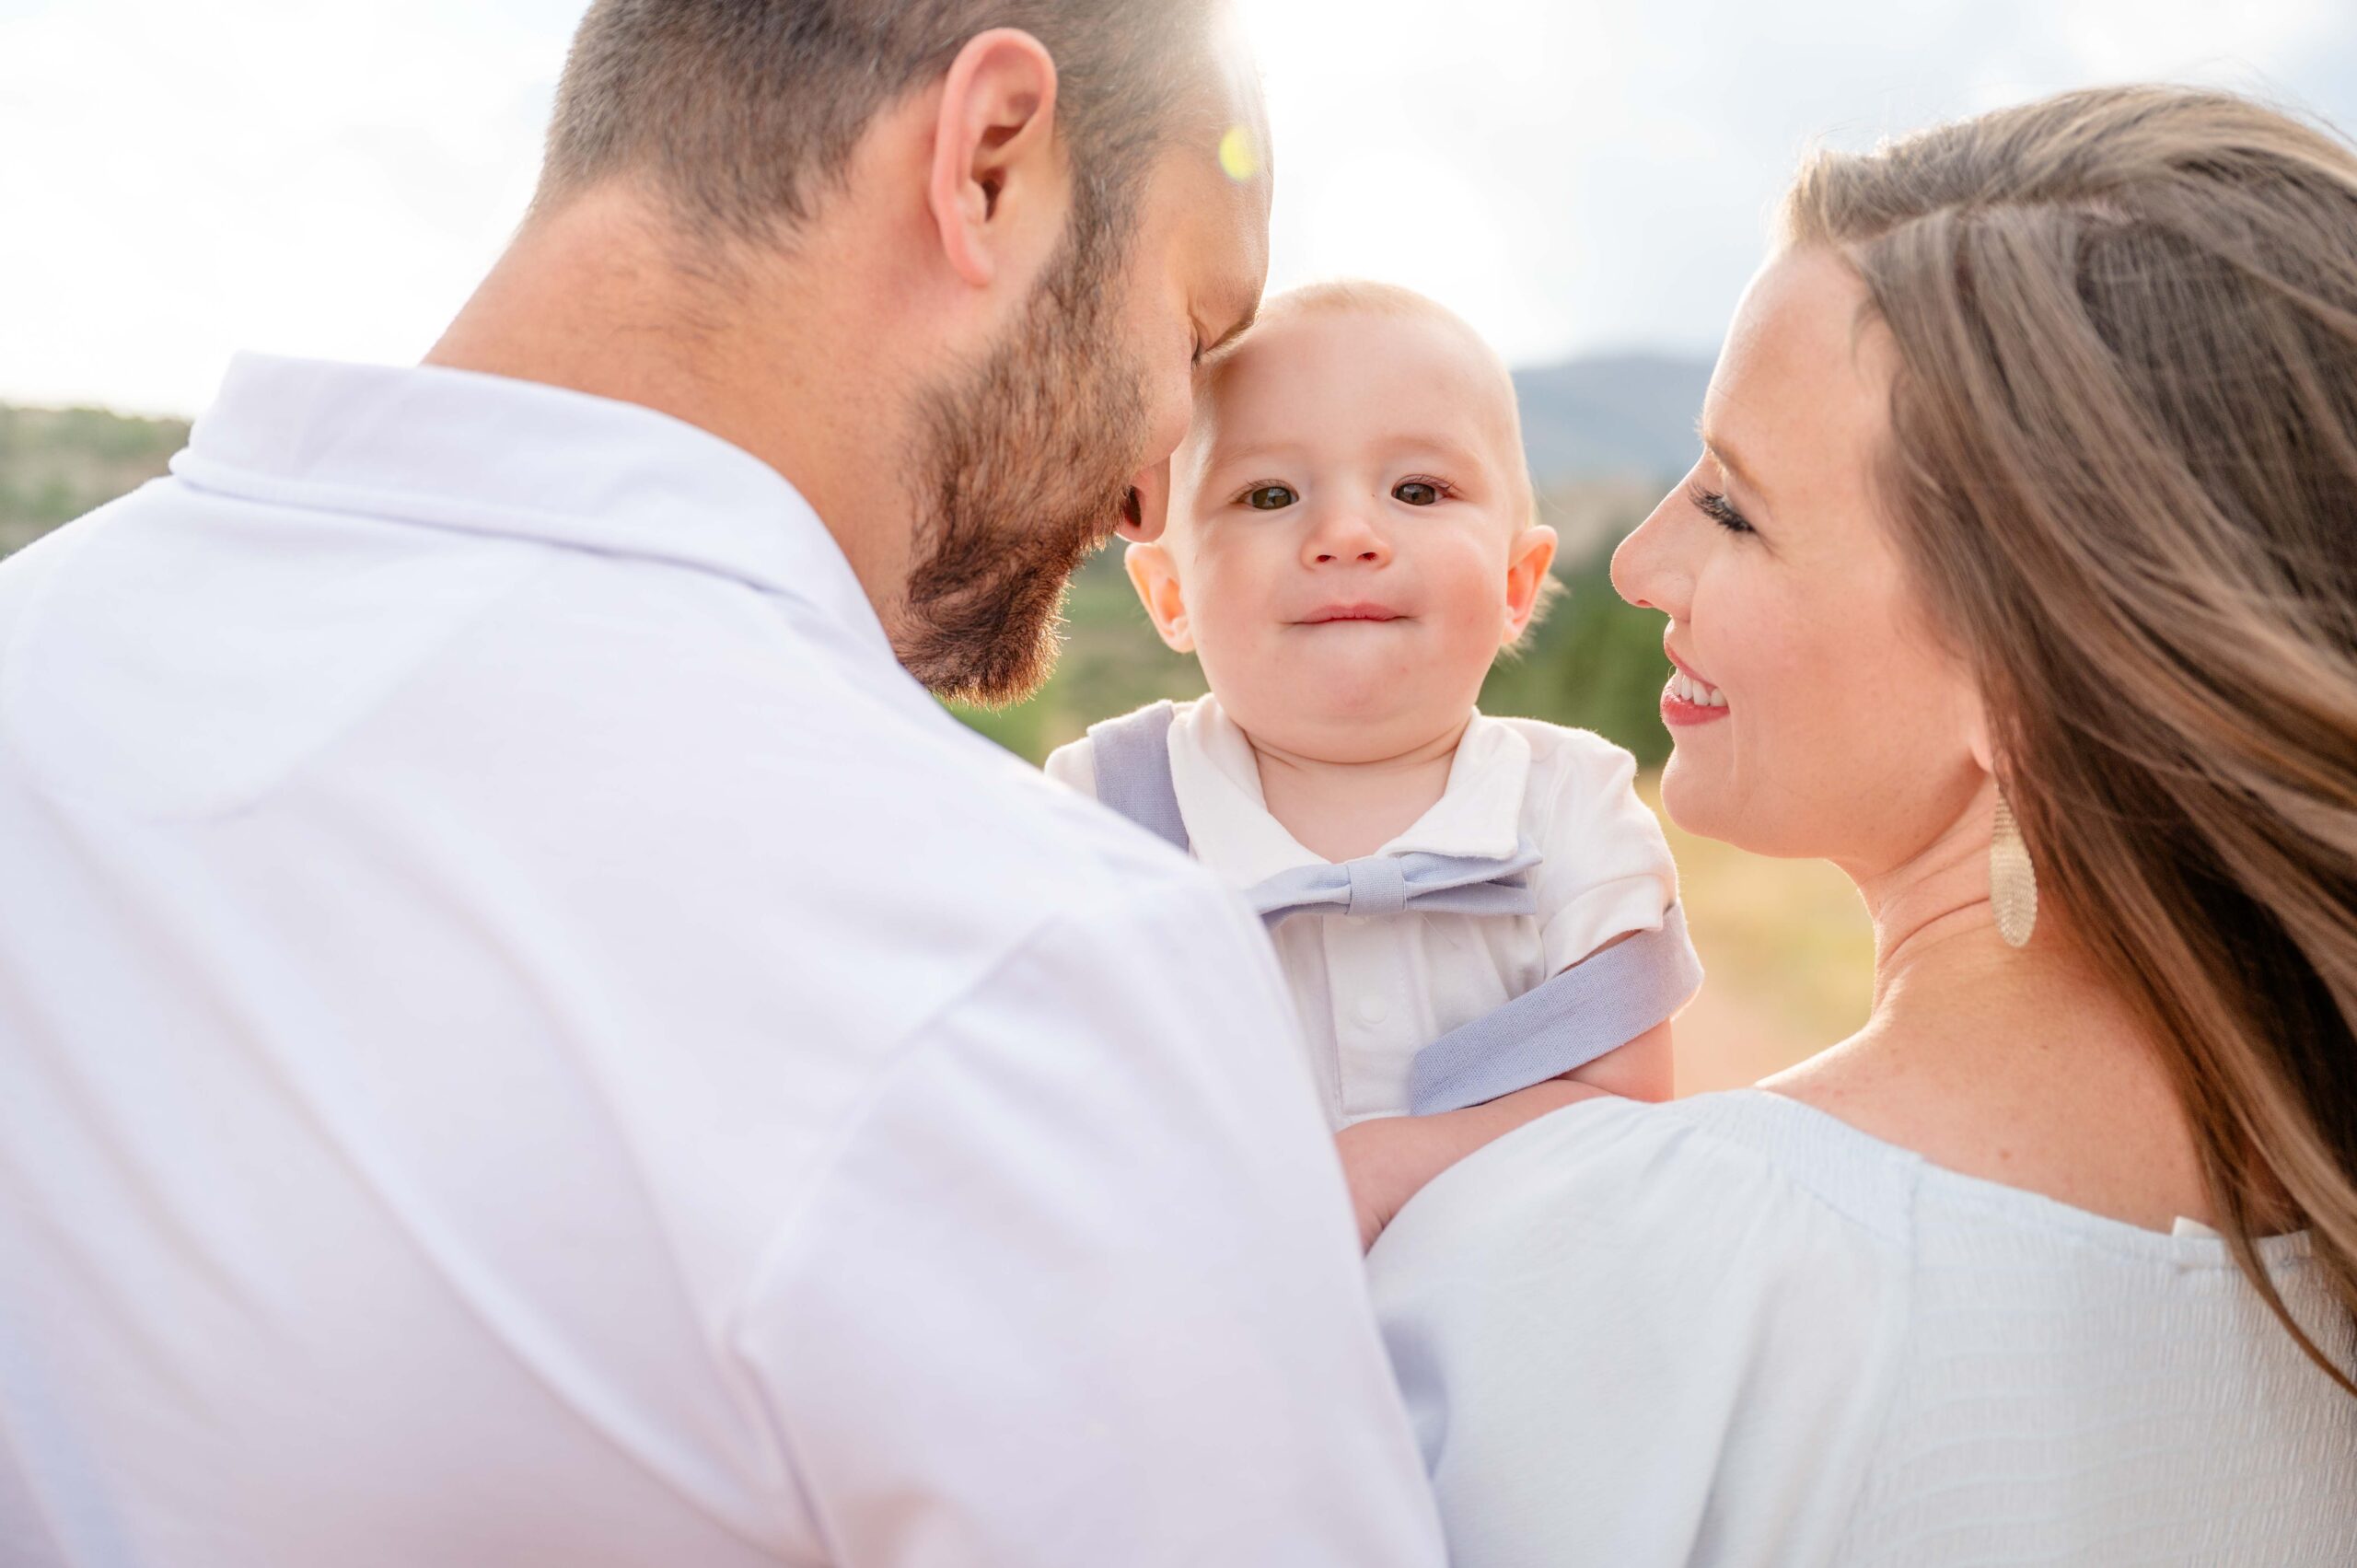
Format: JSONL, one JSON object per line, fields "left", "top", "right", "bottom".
{"left": 1337, "top": 1080, "right": 1611, "bottom": 1251}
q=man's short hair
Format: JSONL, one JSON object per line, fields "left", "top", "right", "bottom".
{"left": 540, "top": 0, "right": 1225, "bottom": 244}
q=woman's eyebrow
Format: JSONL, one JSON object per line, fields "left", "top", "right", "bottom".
{"left": 1696, "top": 417, "right": 1769, "bottom": 502}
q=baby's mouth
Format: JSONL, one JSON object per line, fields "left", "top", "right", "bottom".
{"left": 1297, "top": 602, "right": 1408, "bottom": 624}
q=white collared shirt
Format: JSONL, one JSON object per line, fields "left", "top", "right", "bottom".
{"left": 0, "top": 356, "right": 1446, "bottom": 1568}
{"left": 1046, "top": 695, "right": 1683, "bottom": 1128}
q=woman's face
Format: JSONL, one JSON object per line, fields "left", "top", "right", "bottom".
{"left": 1610, "top": 247, "right": 1988, "bottom": 876}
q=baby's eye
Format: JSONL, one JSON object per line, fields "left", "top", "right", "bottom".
{"left": 1393, "top": 480, "right": 1445, "bottom": 506}
{"left": 1245, "top": 484, "right": 1298, "bottom": 511}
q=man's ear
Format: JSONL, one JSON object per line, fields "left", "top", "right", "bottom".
{"left": 1116, "top": 456, "right": 1173, "bottom": 545}
{"left": 1503, "top": 524, "right": 1559, "bottom": 642}
{"left": 1125, "top": 542, "right": 1195, "bottom": 652}
{"left": 927, "top": 29, "right": 1063, "bottom": 290}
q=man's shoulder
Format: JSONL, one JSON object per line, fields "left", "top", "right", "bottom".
{"left": 542, "top": 599, "right": 1230, "bottom": 954}
{"left": 846, "top": 706, "right": 1220, "bottom": 918}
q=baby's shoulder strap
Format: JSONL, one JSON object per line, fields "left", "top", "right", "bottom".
{"left": 1085, "top": 701, "right": 1191, "bottom": 854}
{"left": 1407, "top": 902, "right": 1703, "bottom": 1114}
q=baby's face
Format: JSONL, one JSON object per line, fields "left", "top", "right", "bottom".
{"left": 1132, "top": 308, "right": 1554, "bottom": 761}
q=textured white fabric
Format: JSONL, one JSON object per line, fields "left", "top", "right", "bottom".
{"left": 0, "top": 354, "right": 1446, "bottom": 1568}
{"left": 1371, "top": 1089, "right": 2357, "bottom": 1567}
{"left": 1045, "top": 694, "right": 1681, "bottom": 1129}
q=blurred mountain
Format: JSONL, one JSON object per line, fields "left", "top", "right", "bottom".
{"left": 1514, "top": 351, "right": 1713, "bottom": 489}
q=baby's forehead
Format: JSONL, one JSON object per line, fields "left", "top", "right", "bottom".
{"left": 1190, "top": 303, "right": 1523, "bottom": 466}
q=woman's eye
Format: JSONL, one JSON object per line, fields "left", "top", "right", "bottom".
{"left": 1393, "top": 481, "right": 1443, "bottom": 506}
{"left": 1245, "top": 484, "right": 1298, "bottom": 510}
{"left": 1687, "top": 483, "right": 1754, "bottom": 535}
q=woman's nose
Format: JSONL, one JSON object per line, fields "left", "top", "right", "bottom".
{"left": 1302, "top": 506, "right": 1392, "bottom": 569}
{"left": 1611, "top": 486, "right": 1690, "bottom": 619}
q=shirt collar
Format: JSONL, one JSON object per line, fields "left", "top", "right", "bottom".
{"left": 171, "top": 353, "right": 890, "bottom": 659}
{"left": 1167, "top": 695, "right": 1534, "bottom": 889}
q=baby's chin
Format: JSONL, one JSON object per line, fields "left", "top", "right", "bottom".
{"left": 1220, "top": 674, "right": 1479, "bottom": 766}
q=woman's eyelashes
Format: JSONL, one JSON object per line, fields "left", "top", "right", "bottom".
{"left": 1687, "top": 482, "right": 1755, "bottom": 535}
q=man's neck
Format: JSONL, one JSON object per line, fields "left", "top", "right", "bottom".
{"left": 424, "top": 186, "right": 916, "bottom": 618}
{"left": 1246, "top": 714, "right": 1470, "bottom": 863}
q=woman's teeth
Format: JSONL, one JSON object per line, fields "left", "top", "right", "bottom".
{"left": 1670, "top": 668, "right": 1727, "bottom": 708}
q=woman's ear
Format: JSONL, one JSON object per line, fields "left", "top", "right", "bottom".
{"left": 926, "top": 29, "right": 1062, "bottom": 290}
{"left": 1965, "top": 694, "right": 1995, "bottom": 776}
{"left": 1503, "top": 524, "right": 1559, "bottom": 643}
{"left": 1125, "top": 542, "right": 1195, "bottom": 652}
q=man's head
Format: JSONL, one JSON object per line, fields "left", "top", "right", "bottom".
{"left": 1125, "top": 283, "right": 1557, "bottom": 762}
{"left": 524, "top": 1, "right": 1272, "bottom": 703}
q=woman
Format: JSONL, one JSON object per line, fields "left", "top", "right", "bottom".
{"left": 1366, "top": 86, "right": 2357, "bottom": 1563}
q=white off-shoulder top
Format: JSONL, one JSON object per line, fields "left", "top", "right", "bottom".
{"left": 1369, "top": 1090, "right": 2357, "bottom": 1567}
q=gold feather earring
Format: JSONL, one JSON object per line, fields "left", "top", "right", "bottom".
{"left": 1991, "top": 786, "right": 2038, "bottom": 948}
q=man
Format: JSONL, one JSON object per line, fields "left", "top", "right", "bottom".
{"left": 0, "top": 4, "right": 1446, "bottom": 1563}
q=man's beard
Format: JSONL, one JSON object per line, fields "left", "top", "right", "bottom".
{"left": 894, "top": 215, "right": 1151, "bottom": 707}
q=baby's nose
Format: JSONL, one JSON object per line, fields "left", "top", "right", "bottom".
{"left": 1304, "top": 509, "right": 1392, "bottom": 567}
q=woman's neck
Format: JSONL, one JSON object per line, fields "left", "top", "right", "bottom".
{"left": 1767, "top": 836, "right": 2216, "bottom": 1232}
{"left": 1245, "top": 716, "right": 1470, "bottom": 863}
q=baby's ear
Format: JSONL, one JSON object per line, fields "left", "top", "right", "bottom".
{"left": 1503, "top": 524, "right": 1559, "bottom": 643}
{"left": 1125, "top": 542, "right": 1195, "bottom": 653}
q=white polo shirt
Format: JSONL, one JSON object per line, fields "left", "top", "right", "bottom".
{"left": 1046, "top": 695, "right": 1685, "bottom": 1128}
{"left": 0, "top": 356, "right": 1446, "bottom": 1568}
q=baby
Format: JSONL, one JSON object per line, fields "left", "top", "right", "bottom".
{"left": 1048, "top": 282, "right": 1699, "bottom": 1180}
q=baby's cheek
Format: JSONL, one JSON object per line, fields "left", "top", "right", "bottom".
{"left": 1184, "top": 579, "right": 1280, "bottom": 703}
{"left": 1427, "top": 540, "right": 1519, "bottom": 643}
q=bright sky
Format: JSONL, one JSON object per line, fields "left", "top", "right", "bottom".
{"left": 4, "top": 0, "right": 2353, "bottom": 414}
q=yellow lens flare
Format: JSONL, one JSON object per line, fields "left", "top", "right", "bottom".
{"left": 1217, "top": 124, "right": 1261, "bottom": 182}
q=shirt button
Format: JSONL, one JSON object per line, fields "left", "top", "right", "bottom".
{"left": 1355, "top": 995, "right": 1388, "bottom": 1026}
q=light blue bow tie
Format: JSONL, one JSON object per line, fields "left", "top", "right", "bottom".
{"left": 1247, "top": 841, "right": 1544, "bottom": 927}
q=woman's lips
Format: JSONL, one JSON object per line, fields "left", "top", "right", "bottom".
{"left": 1661, "top": 689, "right": 1730, "bottom": 727}
{"left": 1662, "top": 646, "right": 1729, "bottom": 726}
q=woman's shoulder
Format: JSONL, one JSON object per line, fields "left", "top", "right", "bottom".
{"left": 1373, "top": 1091, "right": 2357, "bottom": 1567}
{"left": 1374, "top": 1090, "right": 1921, "bottom": 1299}
{"left": 1368, "top": 1092, "right": 1922, "bottom": 1565}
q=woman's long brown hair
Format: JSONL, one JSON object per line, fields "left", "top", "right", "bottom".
{"left": 1784, "top": 85, "right": 2357, "bottom": 1391}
